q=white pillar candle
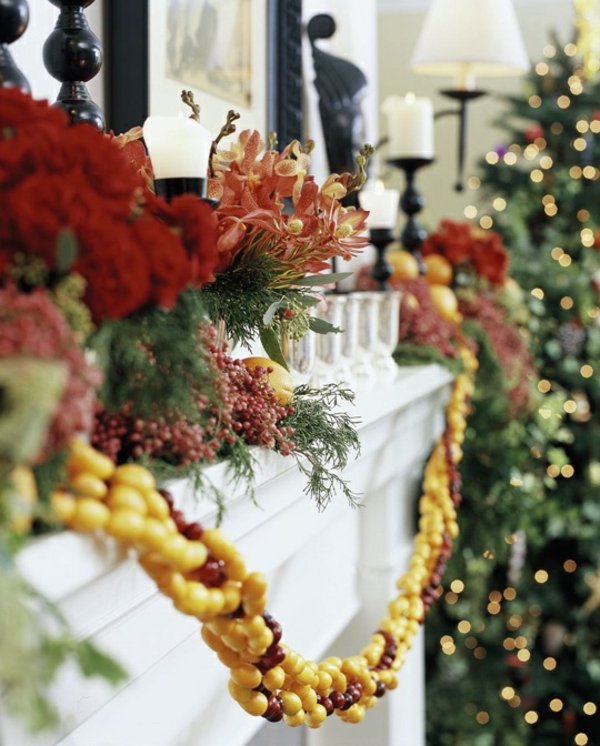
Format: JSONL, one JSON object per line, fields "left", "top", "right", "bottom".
{"left": 359, "top": 180, "right": 399, "bottom": 229}
{"left": 382, "top": 93, "right": 435, "bottom": 160}
{"left": 143, "top": 116, "right": 213, "bottom": 179}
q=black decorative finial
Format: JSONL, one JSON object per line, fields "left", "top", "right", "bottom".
{"left": 0, "top": 0, "right": 31, "bottom": 93}
{"left": 43, "top": 0, "right": 105, "bottom": 129}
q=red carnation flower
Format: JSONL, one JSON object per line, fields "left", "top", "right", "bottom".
{"left": 167, "top": 195, "right": 219, "bottom": 285}
{"left": 131, "top": 215, "right": 193, "bottom": 309}
{"left": 0, "top": 87, "right": 68, "bottom": 133}
{"left": 75, "top": 218, "right": 153, "bottom": 322}
{"left": 7, "top": 173, "right": 92, "bottom": 266}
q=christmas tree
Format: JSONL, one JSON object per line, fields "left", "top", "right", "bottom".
{"left": 426, "top": 13, "right": 600, "bottom": 746}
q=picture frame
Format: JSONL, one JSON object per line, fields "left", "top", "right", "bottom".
{"left": 105, "top": 0, "right": 302, "bottom": 145}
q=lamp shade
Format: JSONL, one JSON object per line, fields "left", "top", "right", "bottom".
{"left": 411, "top": 0, "right": 529, "bottom": 88}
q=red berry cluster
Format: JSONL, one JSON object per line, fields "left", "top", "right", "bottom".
{"left": 92, "top": 325, "right": 296, "bottom": 465}
{"left": 399, "top": 279, "right": 464, "bottom": 359}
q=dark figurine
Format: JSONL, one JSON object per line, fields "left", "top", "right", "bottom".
{"left": 307, "top": 13, "right": 368, "bottom": 207}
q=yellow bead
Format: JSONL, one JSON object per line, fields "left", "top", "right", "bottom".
{"left": 225, "top": 556, "right": 247, "bottom": 582}
{"left": 107, "top": 484, "right": 147, "bottom": 514}
{"left": 231, "top": 663, "right": 262, "bottom": 689}
{"left": 343, "top": 704, "right": 366, "bottom": 723}
{"left": 297, "top": 665, "right": 318, "bottom": 686}
{"left": 240, "top": 692, "right": 269, "bottom": 717}
{"left": 263, "top": 665, "right": 286, "bottom": 691}
{"left": 305, "top": 704, "right": 327, "bottom": 728}
{"left": 241, "top": 614, "right": 267, "bottom": 637}
{"left": 142, "top": 489, "right": 170, "bottom": 520}
{"left": 180, "top": 542, "right": 209, "bottom": 572}
{"left": 283, "top": 711, "right": 306, "bottom": 727}
{"left": 218, "top": 647, "right": 242, "bottom": 668}
{"left": 160, "top": 534, "right": 194, "bottom": 570}
{"left": 184, "top": 583, "right": 209, "bottom": 616}
{"left": 243, "top": 595, "right": 266, "bottom": 617}
{"left": 70, "top": 473, "right": 108, "bottom": 500}
{"left": 68, "top": 439, "right": 115, "bottom": 481}
{"left": 242, "top": 572, "right": 268, "bottom": 600}
{"left": 221, "top": 581, "right": 242, "bottom": 614}
{"left": 202, "top": 529, "right": 233, "bottom": 560}
{"left": 228, "top": 680, "right": 253, "bottom": 704}
{"left": 106, "top": 510, "right": 145, "bottom": 543}
{"left": 316, "top": 670, "right": 333, "bottom": 693}
{"left": 50, "top": 490, "right": 77, "bottom": 522}
{"left": 331, "top": 672, "right": 347, "bottom": 692}
{"left": 141, "top": 518, "right": 170, "bottom": 551}
{"left": 299, "top": 687, "right": 318, "bottom": 712}
{"left": 280, "top": 690, "right": 303, "bottom": 716}
{"left": 111, "top": 463, "right": 156, "bottom": 494}
{"left": 70, "top": 498, "right": 111, "bottom": 532}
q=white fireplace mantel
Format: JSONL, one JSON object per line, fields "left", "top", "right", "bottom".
{"left": 2, "top": 364, "right": 453, "bottom": 746}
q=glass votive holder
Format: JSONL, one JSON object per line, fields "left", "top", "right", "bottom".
{"left": 376, "top": 290, "right": 402, "bottom": 373}
{"left": 313, "top": 294, "right": 348, "bottom": 386}
{"left": 354, "top": 291, "right": 383, "bottom": 383}
{"left": 281, "top": 329, "right": 316, "bottom": 388}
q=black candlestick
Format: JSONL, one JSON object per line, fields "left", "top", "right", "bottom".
{"left": 387, "top": 157, "right": 433, "bottom": 274}
{"left": 43, "top": 0, "right": 104, "bottom": 129}
{"left": 0, "top": 0, "right": 30, "bottom": 92}
{"left": 369, "top": 228, "right": 394, "bottom": 291}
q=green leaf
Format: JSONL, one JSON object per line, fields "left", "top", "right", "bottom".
{"left": 259, "top": 327, "right": 289, "bottom": 370}
{"left": 309, "top": 317, "right": 343, "bottom": 335}
{"left": 293, "top": 294, "right": 320, "bottom": 308}
{"left": 262, "top": 298, "right": 287, "bottom": 326}
{"left": 74, "top": 640, "right": 127, "bottom": 685}
{"left": 55, "top": 228, "right": 79, "bottom": 274}
{"left": 292, "top": 272, "right": 352, "bottom": 287}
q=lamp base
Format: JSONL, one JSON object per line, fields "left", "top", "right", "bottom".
{"left": 154, "top": 177, "right": 208, "bottom": 202}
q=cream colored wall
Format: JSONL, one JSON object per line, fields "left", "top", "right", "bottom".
{"left": 11, "top": 1, "right": 104, "bottom": 106}
{"left": 377, "top": 1, "right": 575, "bottom": 229}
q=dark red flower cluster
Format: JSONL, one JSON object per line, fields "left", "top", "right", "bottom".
{"left": 459, "top": 292, "right": 535, "bottom": 415}
{"left": 0, "top": 89, "right": 219, "bottom": 322}
{"left": 92, "top": 325, "right": 295, "bottom": 465}
{"left": 397, "top": 278, "right": 463, "bottom": 359}
{"left": 0, "top": 284, "right": 101, "bottom": 460}
{"left": 422, "top": 219, "right": 509, "bottom": 285}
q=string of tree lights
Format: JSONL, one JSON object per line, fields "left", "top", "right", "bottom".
{"left": 425, "top": 29, "right": 600, "bottom": 746}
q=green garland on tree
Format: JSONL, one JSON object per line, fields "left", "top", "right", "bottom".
{"left": 426, "top": 30, "right": 600, "bottom": 745}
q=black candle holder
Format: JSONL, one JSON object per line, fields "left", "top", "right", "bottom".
{"left": 43, "top": 0, "right": 104, "bottom": 129}
{"left": 369, "top": 227, "right": 395, "bottom": 291}
{"left": 387, "top": 157, "right": 433, "bottom": 274}
{"left": 154, "top": 178, "right": 209, "bottom": 202}
{"left": 0, "top": 0, "right": 30, "bottom": 92}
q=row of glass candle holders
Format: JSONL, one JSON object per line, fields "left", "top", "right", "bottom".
{"left": 283, "top": 290, "right": 402, "bottom": 388}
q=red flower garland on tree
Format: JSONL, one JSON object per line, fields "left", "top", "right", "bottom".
{"left": 422, "top": 219, "right": 509, "bottom": 286}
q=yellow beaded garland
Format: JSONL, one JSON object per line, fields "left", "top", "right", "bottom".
{"left": 52, "top": 349, "right": 476, "bottom": 729}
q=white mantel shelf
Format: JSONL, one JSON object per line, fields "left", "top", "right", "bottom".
{"left": 2, "top": 364, "right": 453, "bottom": 746}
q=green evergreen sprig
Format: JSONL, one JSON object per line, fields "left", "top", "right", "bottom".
{"left": 280, "top": 384, "right": 361, "bottom": 510}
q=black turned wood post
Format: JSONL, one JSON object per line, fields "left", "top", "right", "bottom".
{"left": 43, "top": 0, "right": 104, "bottom": 129}
{"left": 0, "top": 0, "right": 31, "bottom": 92}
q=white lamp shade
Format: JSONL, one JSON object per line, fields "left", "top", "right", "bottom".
{"left": 411, "top": 0, "right": 529, "bottom": 87}
{"left": 143, "top": 116, "right": 212, "bottom": 180}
